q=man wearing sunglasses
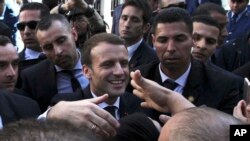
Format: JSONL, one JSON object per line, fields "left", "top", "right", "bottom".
{"left": 16, "top": 2, "right": 50, "bottom": 88}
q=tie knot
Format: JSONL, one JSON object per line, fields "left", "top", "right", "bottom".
{"left": 232, "top": 14, "right": 238, "bottom": 23}
{"left": 163, "top": 79, "right": 178, "bottom": 90}
{"left": 60, "top": 70, "right": 74, "bottom": 76}
{"left": 104, "top": 106, "right": 116, "bottom": 118}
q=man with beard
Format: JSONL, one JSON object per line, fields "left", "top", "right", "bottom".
{"left": 21, "top": 14, "right": 89, "bottom": 112}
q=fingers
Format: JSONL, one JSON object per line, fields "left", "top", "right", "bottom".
{"left": 233, "top": 100, "right": 248, "bottom": 123}
{"left": 87, "top": 94, "right": 109, "bottom": 104}
{"left": 159, "top": 114, "right": 171, "bottom": 124}
{"left": 89, "top": 108, "right": 119, "bottom": 137}
{"left": 233, "top": 100, "right": 246, "bottom": 117}
{"left": 132, "top": 89, "right": 144, "bottom": 99}
{"left": 130, "top": 70, "right": 144, "bottom": 89}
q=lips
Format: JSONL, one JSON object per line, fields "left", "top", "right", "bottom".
{"left": 3, "top": 81, "right": 16, "bottom": 87}
{"left": 24, "top": 39, "right": 36, "bottom": 44}
{"left": 192, "top": 52, "right": 205, "bottom": 58}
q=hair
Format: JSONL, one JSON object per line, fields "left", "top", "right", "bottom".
{"left": 193, "top": 2, "right": 226, "bottom": 16}
{"left": 152, "top": 7, "right": 193, "bottom": 34}
{"left": 192, "top": 15, "right": 221, "bottom": 32}
{"left": 0, "top": 35, "right": 12, "bottom": 46}
{"left": 121, "top": 0, "right": 152, "bottom": 24}
{"left": 82, "top": 33, "right": 125, "bottom": 66}
{"left": 168, "top": 107, "right": 243, "bottom": 141}
{"left": 36, "top": 14, "right": 71, "bottom": 32}
{"left": 19, "top": 2, "right": 50, "bottom": 18}
{"left": 0, "top": 22, "right": 12, "bottom": 39}
{"left": 0, "top": 119, "right": 101, "bottom": 141}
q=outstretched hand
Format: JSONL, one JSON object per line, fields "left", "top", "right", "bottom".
{"left": 130, "top": 70, "right": 195, "bottom": 114}
{"left": 47, "top": 94, "right": 120, "bottom": 138}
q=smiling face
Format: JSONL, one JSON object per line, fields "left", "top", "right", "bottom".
{"left": 84, "top": 42, "right": 129, "bottom": 102}
{"left": 36, "top": 20, "right": 78, "bottom": 69}
{"left": 152, "top": 22, "right": 193, "bottom": 79}
{"left": 192, "top": 22, "right": 219, "bottom": 62}
{"left": 0, "top": 43, "right": 19, "bottom": 91}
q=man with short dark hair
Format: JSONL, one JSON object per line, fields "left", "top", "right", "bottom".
{"left": 21, "top": 14, "right": 89, "bottom": 112}
{"left": 119, "top": 0, "right": 158, "bottom": 69}
{"left": 225, "top": 0, "right": 250, "bottom": 43}
{"left": 191, "top": 15, "right": 220, "bottom": 63}
{"left": 133, "top": 7, "right": 242, "bottom": 115}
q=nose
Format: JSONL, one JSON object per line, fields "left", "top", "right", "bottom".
{"left": 54, "top": 46, "right": 63, "bottom": 55}
{"left": 195, "top": 38, "right": 206, "bottom": 50}
{"left": 6, "top": 65, "right": 16, "bottom": 78}
{"left": 166, "top": 40, "right": 176, "bottom": 53}
{"left": 113, "top": 63, "right": 124, "bottom": 75}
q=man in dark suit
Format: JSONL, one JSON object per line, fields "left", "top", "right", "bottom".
{"left": 118, "top": 0, "right": 158, "bottom": 69}
{"left": 16, "top": 3, "right": 50, "bottom": 88}
{"left": 21, "top": 14, "right": 89, "bottom": 112}
{"left": 0, "top": 90, "right": 40, "bottom": 127}
{"left": 215, "top": 31, "right": 250, "bottom": 72}
{"left": 225, "top": 0, "right": 250, "bottom": 43}
{"left": 45, "top": 33, "right": 155, "bottom": 139}
{"left": 132, "top": 7, "right": 242, "bottom": 115}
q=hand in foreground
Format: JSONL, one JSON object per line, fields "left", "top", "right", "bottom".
{"left": 130, "top": 70, "right": 195, "bottom": 114}
{"left": 233, "top": 100, "right": 250, "bottom": 124}
{"left": 47, "top": 94, "right": 120, "bottom": 138}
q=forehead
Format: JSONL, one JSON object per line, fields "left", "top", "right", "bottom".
{"left": 19, "top": 10, "right": 41, "bottom": 21}
{"left": 193, "top": 22, "right": 220, "bottom": 38}
{"left": 91, "top": 42, "right": 128, "bottom": 61}
{"left": 0, "top": 43, "right": 18, "bottom": 59}
{"left": 36, "top": 21, "right": 70, "bottom": 44}
{"left": 121, "top": 5, "right": 143, "bottom": 19}
{"left": 154, "top": 22, "right": 191, "bottom": 37}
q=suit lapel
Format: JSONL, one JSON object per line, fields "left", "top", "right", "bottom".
{"left": 183, "top": 59, "right": 206, "bottom": 104}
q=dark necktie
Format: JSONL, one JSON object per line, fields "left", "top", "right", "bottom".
{"left": 163, "top": 79, "right": 178, "bottom": 90}
{"left": 61, "top": 70, "right": 81, "bottom": 92}
{"left": 232, "top": 14, "right": 238, "bottom": 23}
{"left": 104, "top": 106, "right": 116, "bottom": 118}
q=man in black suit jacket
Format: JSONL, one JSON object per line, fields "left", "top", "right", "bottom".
{"left": 0, "top": 90, "right": 40, "bottom": 126}
{"left": 46, "top": 33, "right": 155, "bottom": 139}
{"left": 131, "top": 8, "right": 242, "bottom": 115}
{"left": 16, "top": 3, "right": 50, "bottom": 88}
{"left": 118, "top": 0, "right": 159, "bottom": 69}
{"left": 21, "top": 14, "right": 89, "bottom": 112}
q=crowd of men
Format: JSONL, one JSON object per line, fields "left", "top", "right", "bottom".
{"left": 0, "top": 0, "right": 250, "bottom": 141}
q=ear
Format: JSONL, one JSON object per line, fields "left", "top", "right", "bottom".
{"left": 71, "top": 27, "right": 78, "bottom": 41}
{"left": 83, "top": 64, "right": 92, "bottom": 80}
{"left": 143, "top": 23, "right": 151, "bottom": 34}
{"left": 152, "top": 34, "right": 156, "bottom": 45}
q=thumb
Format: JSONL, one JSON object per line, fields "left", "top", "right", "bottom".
{"left": 87, "top": 94, "right": 109, "bottom": 104}
{"left": 159, "top": 114, "right": 171, "bottom": 124}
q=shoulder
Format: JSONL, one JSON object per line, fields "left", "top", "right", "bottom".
{"left": 21, "top": 59, "right": 52, "bottom": 74}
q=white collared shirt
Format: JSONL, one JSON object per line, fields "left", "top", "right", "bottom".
{"left": 91, "top": 92, "right": 120, "bottom": 119}
{"left": 159, "top": 63, "right": 191, "bottom": 94}
{"left": 127, "top": 39, "right": 143, "bottom": 61}
{"left": 24, "top": 48, "right": 42, "bottom": 60}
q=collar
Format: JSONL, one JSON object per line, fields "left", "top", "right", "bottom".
{"left": 230, "top": 7, "right": 248, "bottom": 19}
{"left": 159, "top": 63, "right": 191, "bottom": 88}
{"left": 127, "top": 39, "right": 143, "bottom": 61}
{"left": 91, "top": 91, "right": 120, "bottom": 109}
{"left": 24, "top": 48, "right": 42, "bottom": 60}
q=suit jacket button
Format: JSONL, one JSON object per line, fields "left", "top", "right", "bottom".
{"left": 188, "top": 96, "right": 194, "bottom": 102}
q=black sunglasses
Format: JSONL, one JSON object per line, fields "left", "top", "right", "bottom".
{"left": 16, "top": 21, "right": 38, "bottom": 31}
